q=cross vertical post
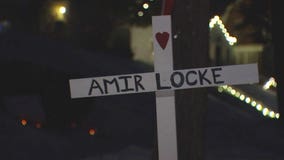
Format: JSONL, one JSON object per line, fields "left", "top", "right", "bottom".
{"left": 152, "top": 15, "right": 178, "bottom": 160}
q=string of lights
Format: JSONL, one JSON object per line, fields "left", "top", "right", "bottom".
{"left": 263, "top": 77, "right": 277, "bottom": 90}
{"left": 210, "top": 15, "right": 279, "bottom": 119}
{"left": 137, "top": 0, "right": 153, "bottom": 17}
{"left": 217, "top": 84, "right": 279, "bottom": 119}
{"left": 18, "top": 118, "right": 97, "bottom": 136}
{"left": 209, "top": 15, "right": 237, "bottom": 46}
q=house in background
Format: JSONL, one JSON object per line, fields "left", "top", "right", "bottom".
{"left": 130, "top": 0, "right": 273, "bottom": 81}
{"left": 219, "top": 0, "right": 273, "bottom": 80}
{"left": 209, "top": 15, "right": 236, "bottom": 66}
{"left": 209, "top": 15, "right": 264, "bottom": 68}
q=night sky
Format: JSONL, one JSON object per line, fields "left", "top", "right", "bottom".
{"left": 210, "top": 0, "right": 236, "bottom": 15}
{"left": 0, "top": 0, "right": 237, "bottom": 15}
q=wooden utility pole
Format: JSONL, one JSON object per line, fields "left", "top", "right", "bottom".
{"left": 172, "top": 0, "right": 210, "bottom": 159}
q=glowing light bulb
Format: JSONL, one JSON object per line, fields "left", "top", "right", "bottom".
{"left": 143, "top": 3, "right": 149, "bottom": 9}
{"left": 251, "top": 101, "right": 257, "bottom": 107}
{"left": 256, "top": 104, "right": 263, "bottom": 111}
{"left": 137, "top": 11, "right": 144, "bottom": 17}
{"left": 269, "top": 111, "right": 275, "bottom": 118}
{"left": 89, "top": 128, "right": 96, "bottom": 136}
{"left": 239, "top": 95, "right": 245, "bottom": 101}
{"left": 262, "top": 108, "right": 269, "bottom": 116}
{"left": 59, "top": 6, "right": 66, "bottom": 14}
{"left": 218, "top": 87, "right": 223, "bottom": 92}
{"left": 276, "top": 113, "right": 280, "bottom": 119}
{"left": 245, "top": 97, "right": 251, "bottom": 103}
{"left": 21, "top": 119, "right": 27, "bottom": 126}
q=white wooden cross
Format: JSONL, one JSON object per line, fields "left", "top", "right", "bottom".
{"left": 69, "top": 15, "right": 259, "bottom": 160}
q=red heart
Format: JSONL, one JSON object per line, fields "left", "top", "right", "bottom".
{"left": 155, "top": 32, "right": 169, "bottom": 50}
